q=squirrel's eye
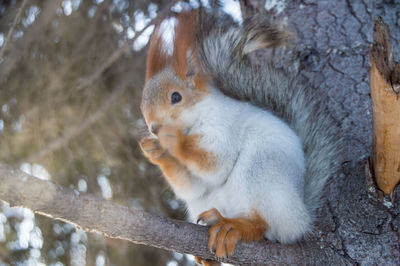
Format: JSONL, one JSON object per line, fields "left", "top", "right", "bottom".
{"left": 171, "top": 92, "right": 182, "bottom": 104}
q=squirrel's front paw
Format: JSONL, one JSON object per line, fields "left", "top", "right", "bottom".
{"left": 139, "top": 137, "right": 166, "bottom": 163}
{"left": 158, "top": 125, "right": 183, "bottom": 154}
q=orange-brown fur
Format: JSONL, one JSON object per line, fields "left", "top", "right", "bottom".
{"left": 198, "top": 208, "right": 268, "bottom": 258}
{"left": 178, "top": 133, "right": 216, "bottom": 172}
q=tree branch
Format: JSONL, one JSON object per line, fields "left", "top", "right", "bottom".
{"left": 0, "top": 162, "right": 348, "bottom": 265}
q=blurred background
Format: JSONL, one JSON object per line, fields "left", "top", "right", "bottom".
{"left": 0, "top": 0, "right": 208, "bottom": 265}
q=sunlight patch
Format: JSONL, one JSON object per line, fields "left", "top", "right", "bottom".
{"left": 221, "top": 0, "right": 242, "bottom": 23}
{"left": 97, "top": 175, "right": 112, "bottom": 199}
{"left": 20, "top": 163, "right": 51, "bottom": 180}
{"left": 22, "top": 6, "right": 40, "bottom": 27}
{"left": 264, "top": 0, "right": 287, "bottom": 14}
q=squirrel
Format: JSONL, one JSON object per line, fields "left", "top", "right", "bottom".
{"left": 139, "top": 8, "right": 343, "bottom": 262}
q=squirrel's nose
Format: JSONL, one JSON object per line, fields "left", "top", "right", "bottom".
{"left": 150, "top": 123, "right": 161, "bottom": 135}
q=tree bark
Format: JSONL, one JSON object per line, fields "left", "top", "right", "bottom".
{"left": 370, "top": 17, "right": 400, "bottom": 195}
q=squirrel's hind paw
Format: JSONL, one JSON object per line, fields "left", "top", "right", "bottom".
{"left": 198, "top": 208, "right": 268, "bottom": 258}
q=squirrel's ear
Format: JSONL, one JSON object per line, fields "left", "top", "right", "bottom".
{"left": 186, "top": 56, "right": 208, "bottom": 92}
{"left": 172, "top": 11, "right": 208, "bottom": 91}
{"left": 193, "top": 71, "right": 209, "bottom": 92}
{"left": 172, "top": 11, "right": 196, "bottom": 79}
{"left": 145, "top": 25, "right": 170, "bottom": 82}
{"left": 185, "top": 56, "right": 197, "bottom": 78}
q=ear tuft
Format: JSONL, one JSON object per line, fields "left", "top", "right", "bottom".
{"left": 145, "top": 25, "right": 171, "bottom": 82}
{"left": 173, "top": 11, "right": 197, "bottom": 79}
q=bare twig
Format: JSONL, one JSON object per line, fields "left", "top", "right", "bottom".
{"left": 76, "top": 0, "right": 179, "bottom": 90}
{"left": 0, "top": 0, "right": 29, "bottom": 60}
{"left": 0, "top": 163, "right": 348, "bottom": 265}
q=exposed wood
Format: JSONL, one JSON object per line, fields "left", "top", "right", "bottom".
{"left": 370, "top": 17, "right": 400, "bottom": 194}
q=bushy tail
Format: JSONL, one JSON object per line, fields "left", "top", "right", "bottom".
{"left": 195, "top": 11, "right": 344, "bottom": 215}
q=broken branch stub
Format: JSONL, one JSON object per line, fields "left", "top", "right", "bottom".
{"left": 369, "top": 17, "right": 400, "bottom": 195}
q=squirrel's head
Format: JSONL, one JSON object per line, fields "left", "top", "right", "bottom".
{"left": 141, "top": 66, "right": 208, "bottom": 136}
{"left": 141, "top": 11, "right": 209, "bottom": 136}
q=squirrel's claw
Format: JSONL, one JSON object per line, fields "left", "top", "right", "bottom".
{"left": 209, "top": 222, "right": 240, "bottom": 257}
{"left": 194, "top": 256, "right": 220, "bottom": 266}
